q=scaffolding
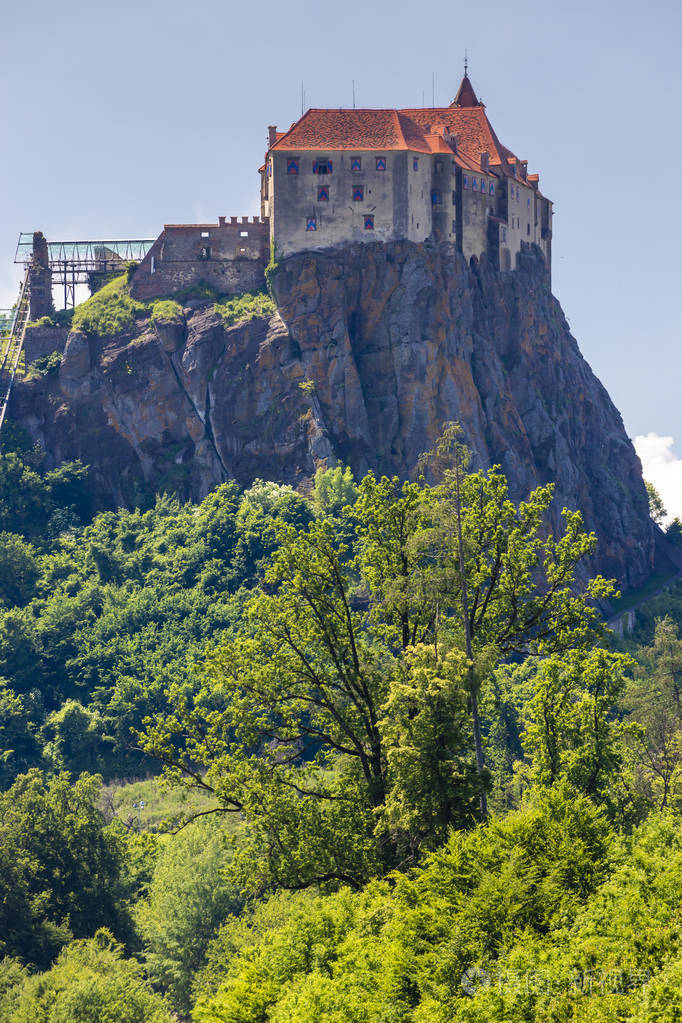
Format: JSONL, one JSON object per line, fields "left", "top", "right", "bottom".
{"left": 0, "top": 271, "right": 30, "bottom": 440}
{"left": 15, "top": 233, "right": 155, "bottom": 307}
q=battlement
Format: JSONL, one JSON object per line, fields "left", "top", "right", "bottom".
{"left": 130, "top": 217, "right": 269, "bottom": 301}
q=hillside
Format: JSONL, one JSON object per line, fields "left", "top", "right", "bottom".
{"left": 9, "top": 243, "right": 653, "bottom": 589}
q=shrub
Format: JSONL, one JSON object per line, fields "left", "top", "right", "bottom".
{"left": 214, "top": 289, "right": 276, "bottom": 328}
{"left": 25, "top": 350, "right": 62, "bottom": 378}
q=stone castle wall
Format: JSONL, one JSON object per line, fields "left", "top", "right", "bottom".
{"left": 131, "top": 217, "right": 269, "bottom": 300}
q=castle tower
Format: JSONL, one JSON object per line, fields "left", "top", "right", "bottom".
{"left": 28, "top": 231, "right": 54, "bottom": 321}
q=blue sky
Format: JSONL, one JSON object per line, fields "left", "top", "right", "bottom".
{"left": 2, "top": 0, "right": 681, "bottom": 497}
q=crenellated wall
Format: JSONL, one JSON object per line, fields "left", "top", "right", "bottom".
{"left": 130, "top": 217, "right": 269, "bottom": 300}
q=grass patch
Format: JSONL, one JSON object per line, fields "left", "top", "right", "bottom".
{"left": 101, "top": 775, "right": 222, "bottom": 832}
{"left": 151, "top": 299, "right": 184, "bottom": 325}
{"left": 72, "top": 273, "right": 147, "bottom": 338}
{"left": 214, "top": 289, "right": 276, "bottom": 328}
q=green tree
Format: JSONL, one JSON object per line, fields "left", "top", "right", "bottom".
{"left": 312, "top": 464, "right": 358, "bottom": 517}
{"left": 0, "top": 958, "right": 28, "bottom": 1020}
{"left": 143, "top": 436, "right": 613, "bottom": 889}
{"left": 523, "top": 647, "right": 631, "bottom": 806}
{"left": 0, "top": 684, "right": 42, "bottom": 787}
{"left": 0, "top": 771, "right": 132, "bottom": 968}
{"left": 10, "top": 929, "right": 172, "bottom": 1023}
{"left": 379, "top": 643, "right": 483, "bottom": 855}
{"left": 42, "top": 700, "right": 108, "bottom": 775}
{"left": 626, "top": 616, "right": 682, "bottom": 809}
{"left": 0, "top": 453, "right": 51, "bottom": 537}
{"left": 44, "top": 460, "right": 92, "bottom": 525}
{"left": 136, "top": 820, "right": 241, "bottom": 1016}
{"left": 646, "top": 480, "right": 667, "bottom": 525}
{"left": 0, "top": 533, "right": 39, "bottom": 607}
{"left": 232, "top": 479, "right": 313, "bottom": 583}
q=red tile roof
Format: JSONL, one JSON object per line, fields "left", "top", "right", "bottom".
{"left": 271, "top": 108, "right": 433, "bottom": 154}
{"left": 269, "top": 77, "right": 536, "bottom": 185}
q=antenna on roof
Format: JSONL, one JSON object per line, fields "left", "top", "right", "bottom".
{"left": 352, "top": 80, "right": 356, "bottom": 109}
{"left": 301, "top": 80, "right": 305, "bottom": 116}
{"left": 432, "top": 71, "right": 435, "bottom": 107}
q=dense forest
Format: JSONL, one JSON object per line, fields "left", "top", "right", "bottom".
{"left": 3, "top": 412, "right": 682, "bottom": 1022}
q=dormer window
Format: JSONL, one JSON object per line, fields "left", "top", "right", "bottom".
{"left": 313, "top": 160, "right": 332, "bottom": 174}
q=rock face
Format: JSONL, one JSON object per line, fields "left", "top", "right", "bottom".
{"left": 9, "top": 242, "right": 653, "bottom": 587}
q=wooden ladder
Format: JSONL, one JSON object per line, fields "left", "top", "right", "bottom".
{"left": 0, "top": 271, "right": 30, "bottom": 441}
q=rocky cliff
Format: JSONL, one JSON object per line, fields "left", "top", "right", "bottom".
{"left": 10, "top": 242, "right": 653, "bottom": 587}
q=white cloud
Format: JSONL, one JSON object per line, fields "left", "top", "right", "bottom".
{"left": 635, "top": 433, "right": 682, "bottom": 524}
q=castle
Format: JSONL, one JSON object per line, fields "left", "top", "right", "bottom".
{"left": 61, "top": 71, "right": 546, "bottom": 304}
{"left": 259, "top": 71, "right": 552, "bottom": 274}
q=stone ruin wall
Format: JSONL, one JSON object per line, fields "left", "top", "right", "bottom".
{"left": 130, "top": 217, "right": 269, "bottom": 301}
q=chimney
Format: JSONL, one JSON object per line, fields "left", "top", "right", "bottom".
{"left": 268, "top": 125, "right": 278, "bottom": 148}
{"left": 520, "top": 161, "right": 528, "bottom": 181}
{"left": 480, "top": 151, "right": 489, "bottom": 172}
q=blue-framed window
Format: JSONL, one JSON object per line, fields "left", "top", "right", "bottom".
{"left": 287, "top": 159, "right": 299, "bottom": 175}
{"left": 313, "top": 160, "right": 333, "bottom": 174}
{"left": 351, "top": 157, "right": 362, "bottom": 171}
{"left": 463, "top": 174, "right": 468, "bottom": 188}
{"left": 376, "top": 157, "right": 386, "bottom": 171}
{"left": 413, "top": 157, "right": 419, "bottom": 171}
{"left": 353, "top": 186, "right": 364, "bottom": 201}
{"left": 306, "top": 217, "right": 317, "bottom": 231}
{"left": 480, "top": 180, "right": 486, "bottom": 194}
{"left": 472, "top": 177, "right": 478, "bottom": 191}
{"left": 318, "top": 186, "right": 329, "bottom": 201}
{"left": 431, "top": 190, "right": 442, "bottom": 205}
{"left": 527, "top": 197, "right": 531, "bottom": 209}
{"left": 364, "top": 215, "right": 374, "bottom": 230}
{"left": 489, "top": 181, "right": 495, "bottom": 195}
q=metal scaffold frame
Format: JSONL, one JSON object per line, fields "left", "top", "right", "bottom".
{"left": 14, "top": 234, "right": 155, "bottom": 308}
{"left": 0, "top": 271, "right": 30, "bottom": 439}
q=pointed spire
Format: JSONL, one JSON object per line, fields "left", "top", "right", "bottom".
{"left": 452, "top": 63, "right": 479, "bottom": 108}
